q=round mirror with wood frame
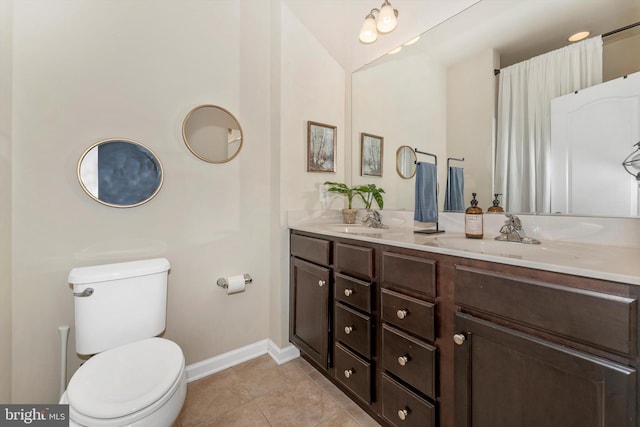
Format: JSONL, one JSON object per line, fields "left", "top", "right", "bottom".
{"left": 396, "top": 145, "right": 417, "bottom": 179}
{"left": 182, "top": 104, "right": 243, "bottom": 163}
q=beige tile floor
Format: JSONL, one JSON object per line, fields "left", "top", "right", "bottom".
{"left": 173, "top": 354, "right": 381, "bottom": 427}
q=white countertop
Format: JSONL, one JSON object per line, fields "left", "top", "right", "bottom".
{"left": 289, "top": 211, "right": 640, "bottom": 286}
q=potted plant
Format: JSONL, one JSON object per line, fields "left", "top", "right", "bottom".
{"left": 324, "top": 182, "right": 385, "bottom": 224}
{"left": 323, "top": 181, "right": 365, "bottom": 224}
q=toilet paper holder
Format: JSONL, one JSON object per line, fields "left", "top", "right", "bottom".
{"left": 217, "top": 273, "right": 253, "bottom": 289}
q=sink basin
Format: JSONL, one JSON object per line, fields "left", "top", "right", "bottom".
{"left": 322, "top": 224, "right": 391, "bottom": 234}
{"left": 424, "top": 235, "right": 585, "bottom": 265}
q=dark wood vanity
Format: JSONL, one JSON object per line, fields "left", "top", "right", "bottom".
{"left": 289, "top": 229, "right": 639, "bottom": 427}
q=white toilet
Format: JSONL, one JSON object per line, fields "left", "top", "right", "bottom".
{"left": 60, "top": 258, "right": 187, "bottom": 427}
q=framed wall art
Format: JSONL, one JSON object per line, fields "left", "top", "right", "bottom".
{"left": 307, "top": 121, "right": 336, "bottom": 173}
{"left": 361, "top": 132, "right": 383, "bottom": 176}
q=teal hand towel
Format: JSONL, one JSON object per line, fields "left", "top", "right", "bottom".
{"left": 444, "top": 166, "right": 465, "bottom": 211}
{"left": 414, "top": 162, "right": 438, "bottom": 223}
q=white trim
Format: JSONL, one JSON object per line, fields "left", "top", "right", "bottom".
{"left": 185, "top": 339, "right": 300, "bottom": 383}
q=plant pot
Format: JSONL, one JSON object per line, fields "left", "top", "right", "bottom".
{"left": 341, "top": 208, "right": 358, "bottom": 224}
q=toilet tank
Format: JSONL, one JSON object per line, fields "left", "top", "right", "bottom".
{"left": 69, "top": 258, "right": 171, "bottom": 355}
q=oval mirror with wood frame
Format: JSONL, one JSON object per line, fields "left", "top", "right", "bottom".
{"left": 396, "top": 145, "right": 417, "bottom": 179}
{"left": 182, "top": 104, "right": 243, "bottom": 163}
{"left": 77, "top": 138, "right": 164, "bottom": 208}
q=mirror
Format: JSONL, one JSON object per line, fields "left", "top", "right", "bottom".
{"left": 396, "top": 146, "right": 416, "bottom": 179}
{"left": 77, "top": 139, "right": 164, "bottom": 208}
{"left": 182, "top": 105, "right": 243, "bottom": 163}
{"left": 351, "top": 0, "right": 640, "bottom": 217}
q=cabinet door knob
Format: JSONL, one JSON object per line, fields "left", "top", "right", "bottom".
{"left": 397, "top": 355, "right": 409, "bottom": 366}
{"left": 344, "top": 288, "right": 353, "bottom": 297}
{"left": 318, "top": 280, "right": 325, "bottom": 287}
{"left": 453, "top": 333, "right": 466, "bottom": 345}
{"left": 397, "top": 408, "right": 409, "bottom": 421}
{"left": 344, "top": 326, "right": 353, "bottom": 334}
{"left": 396, "top": 309, "right": 408, "bottom": 319}
{"left": 344, "top": 369, "right": 353, "bottom": 378}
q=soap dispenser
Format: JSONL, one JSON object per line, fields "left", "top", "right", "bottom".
{"left": 487, "top": 193, "right": 504, "bottom": 213}
{"left": 465, "top": 193, "right": 483, "bottom": 239}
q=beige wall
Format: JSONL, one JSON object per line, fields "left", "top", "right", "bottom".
{"left": 447, "top": 49, "right": 498, "bottom": 210}
{"left": 0, "top": 0, "right": 13, "bottom": 404}
{"left": 604, "top": 32, "right": 640, "bottom": 82}
{"left": 7, "top": 0, "right": 346, "bottom": 403}
{"left": 351, "top": 53, "right": 448, "bottom": 212}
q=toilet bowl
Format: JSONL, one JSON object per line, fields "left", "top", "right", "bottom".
{"left": 61, "top": 338, "right": 186, "bottom": 427}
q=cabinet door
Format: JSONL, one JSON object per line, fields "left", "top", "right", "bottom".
{"left": 290, "top": 257, "right": 331, "bottom": 368}
{"left": 454, "top": 312, "right": 637, "bottom": 427}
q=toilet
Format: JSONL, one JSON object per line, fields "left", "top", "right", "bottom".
{"left": 60, "top": 258, "right": 187, "bottom": 427}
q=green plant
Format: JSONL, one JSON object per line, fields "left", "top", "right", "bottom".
{"left": 323, "top": 182, "right": 364, "bottom": 209}
{"left": 359, "top": 183, "right": 385, "bottom": 210}
{"left": 323, "top": 182, "right": 384, "bottom": 210}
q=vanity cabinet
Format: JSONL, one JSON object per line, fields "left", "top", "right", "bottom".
{"left": 379, "top": 250, "right": 438, "bottom": 427}
{"left": 289, "top": 234, "right": 332, "bottom": 369}
{"left": 289, "top": 230, "right": 639, "bottom": 427}
{"left": 453, "top": 265, "right": 638, "bottom": 427}
{"left": 333, "top": 242, "right": 376, "bottom": 404}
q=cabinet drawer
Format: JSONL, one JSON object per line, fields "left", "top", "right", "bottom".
{"left": 382, "top": 324, "right": 436, "bottom": 399}
{"left": 335, "top": 243, "right": 374, "bottom": 280}
{"left": 455, "top": 266, "right": 638, "bottom": 356}
{"left": 382, "top": 252, "right": 436, "bottom": 298}
{"left": 334, "top": 343, "right": 372, "bottom": 404}
{"left": 381, "top": 288, "right": 435, "bottom": 342}
{"left": 335, "top": 273, "right": 372, "bottom": 313}
{"left": 381, "top": 373, "right": 436, "bottom": 427}
{"left": 291, "top": 233, "right": 331, "bottom": 266}
{"left": 335, "top": 303, "right": 372, "bottom": 358}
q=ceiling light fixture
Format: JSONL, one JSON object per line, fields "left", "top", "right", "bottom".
{"left": 404, "top": 36, "right": 421, "bottom": 46}
{"left": 568, "top": 31, "right": 590, "bottom": 42}
{"left": 388, "top": 46, "right": 402, "bottom": 55}
{"left": 358, "top": 1, "right": 399, "bottom": 44}
{"left": 623, "top": 142, "right": 640, "bottom": 180}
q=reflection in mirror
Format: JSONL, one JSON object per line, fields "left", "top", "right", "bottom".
{"left": 77, "top": 139, "right": 164, "bottom": 208}
{"left": 182, "top": 105, "right": 243, "bottom": 163}
{"left": 351, "top": 0, "right": 640, "bottom": 218}
{"left": 396, "top": 146, "right": 416, "bottom": 179}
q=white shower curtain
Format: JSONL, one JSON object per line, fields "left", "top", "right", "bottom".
{"left": 495, "top": 36, "right": 603, "bottom": 213}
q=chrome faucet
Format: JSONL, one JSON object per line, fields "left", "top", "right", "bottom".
{"left": 362, "top": 209, "right": 388, "bottom": 229}
{"left": 495, "top": 214, "right": 540, "bottom": 244}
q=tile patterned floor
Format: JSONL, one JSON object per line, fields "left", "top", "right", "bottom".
{"left": 173, "top": 355, "right": 381, "bottom": 427}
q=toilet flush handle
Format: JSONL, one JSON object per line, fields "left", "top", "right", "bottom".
{"left": 73, "top": 288, "right": 94, "bottom": 297}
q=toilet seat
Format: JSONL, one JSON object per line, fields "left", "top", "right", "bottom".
{"left": 66, "top": 337, "right": 185, "bottom": 426}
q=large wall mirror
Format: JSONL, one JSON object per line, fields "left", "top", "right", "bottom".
{"left": 182, "top": 104, "right": 243, "bottom": 163}
{"left": 77, "top": 138, "right": 164, "bottom": 208}
{"left": 351, "top": 0, "right": 640, "bottom": 218}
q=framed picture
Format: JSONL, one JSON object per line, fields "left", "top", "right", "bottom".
{"left": 307, "top": 121, "right": 337, "bottom": 173}
{"left": 361, "top": 133, "right": 383, "bottom": 176}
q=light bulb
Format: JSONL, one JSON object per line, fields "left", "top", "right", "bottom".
{"left": 359, "top": 15, "right": 378, "bottom": 43}
{"left": 377, "top": 2, "right": 397, "bottom": 33}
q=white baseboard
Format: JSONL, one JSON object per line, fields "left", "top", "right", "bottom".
{"left": 185, "top": 339, "right": 300, "bottom": 383}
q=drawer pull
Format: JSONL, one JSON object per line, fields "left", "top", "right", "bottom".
{"left": 396, "top": 309, "right": 408, "bottom": 319}
{"left": 344, "top": 288, "right": 353, "bottom": 297}
{"left": 344, "top": 369, "right": 354, "bottom": 378}
{"left": 397, "top": 355, "right": 409, "bottom": 366}
{"left": 344, "top": 326, "right": 354, "bottom": 335}
{"left": 398, "top": 408, "right": 409, "bottom": 421}
{"left": 318, "top": 280, "right": 325, "bottom": 287}
{"left": 453, "top": 333, "right": 466, "bottom": 345}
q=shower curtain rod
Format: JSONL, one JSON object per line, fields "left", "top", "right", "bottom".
{"left": 493, "top": 20, "right": 640, "bottom": 76}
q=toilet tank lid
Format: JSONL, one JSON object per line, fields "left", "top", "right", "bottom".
{"left": 68, "top": 258, "right": 170, "bottom": 285}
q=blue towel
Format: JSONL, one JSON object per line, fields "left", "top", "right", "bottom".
{"left": 414, "top": 162, "right": 438, "bottom": 223}
{"left": 444, "top": 166, "right": 465, "bottom": 211}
